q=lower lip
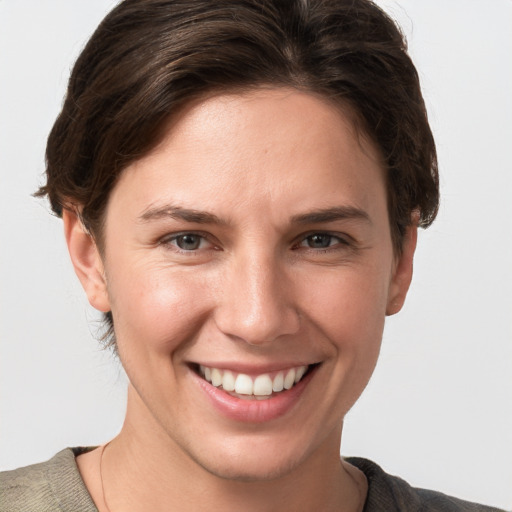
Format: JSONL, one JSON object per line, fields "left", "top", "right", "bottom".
{"left": 192, "top": 367, "right": 316, "bottom": 423}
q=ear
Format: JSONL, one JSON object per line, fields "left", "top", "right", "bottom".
{"left": 386, "top": 218, "right": 418, "bottom": 316}
{"left": 63, "top": 209, "right": 111, "bottom": 313}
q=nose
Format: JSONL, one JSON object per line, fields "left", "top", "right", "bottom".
{"left": 214, "top": 250, "right": 301, "bottom": 346}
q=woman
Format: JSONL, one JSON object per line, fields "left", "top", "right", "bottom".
{"left": 1, "top": 1, "right": 508, "bottom": 510}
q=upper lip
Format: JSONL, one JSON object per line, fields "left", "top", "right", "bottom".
{"left": 189, "top": 361, "right": 319, "bottom": 375}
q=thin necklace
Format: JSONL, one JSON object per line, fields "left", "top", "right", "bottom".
{"left": 99, "top": 443, "right": 113, "bottom": 512}
{"left": 342, "top": 461, "right": 367, "bottom": 512}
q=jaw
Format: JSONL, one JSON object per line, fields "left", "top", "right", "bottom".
{"left": 103, "top": 384, "right": 351, "bottom": 512}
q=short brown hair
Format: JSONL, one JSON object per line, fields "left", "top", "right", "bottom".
{"left": 37, "top": 0, "right": 439, "bottom": 343}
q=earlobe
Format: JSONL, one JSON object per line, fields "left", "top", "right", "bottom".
{"left": 386, "top": 220, "right": 418, "bottom": 316}
{"left": 62, "top": 209, "right": 111, "bottom": 313}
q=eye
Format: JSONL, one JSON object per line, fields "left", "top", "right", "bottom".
{"left": 162, "top": 233, "right": 211, "bottom": 251}
{"left": 175, "top": 234, "right": 203, "bottom": 250}
{"left": 299, "top": 233, "right": 345, "bottom": 249}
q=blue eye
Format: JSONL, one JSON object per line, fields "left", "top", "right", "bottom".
{"left": 302, "top": 233, "right": 340, "bottom": 249}
{"left": 173, "top": 234, "right": 203, "bottom": 250}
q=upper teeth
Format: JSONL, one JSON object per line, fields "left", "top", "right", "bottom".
{"left": 199, "top": 365, "right": 308, "bottom": 397}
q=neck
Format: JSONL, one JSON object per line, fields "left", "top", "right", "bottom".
{"left": 101, "top": 386, "right": 366, "bottom": 512}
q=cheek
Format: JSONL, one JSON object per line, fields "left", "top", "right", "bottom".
{"left": 290, "top": 266, "right": 390, "bottom": 422}
{"left": 299, "top": 263, "right": 390, "bottom": 346}
{"left": 107, "top": 265, "right": 212, "bottom": 356}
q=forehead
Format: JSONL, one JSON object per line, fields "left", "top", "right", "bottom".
{"left": 107, "top": 88, "right": 387, "bottom": 226}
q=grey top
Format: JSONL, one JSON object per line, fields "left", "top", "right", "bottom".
{"left": 0, "top": 448, "right": 97, "bottom": 512}
{"left": 0, "top": 448, "right": 506, "bottom": 511}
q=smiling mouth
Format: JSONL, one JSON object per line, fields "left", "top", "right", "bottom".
{"left": 195, "top": 364, "right": 317, "bottom": 400}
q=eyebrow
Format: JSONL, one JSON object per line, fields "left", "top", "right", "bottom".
{"left": 290, "top": 206, "right": 372, "bottom": 225}
{"left": 138, "top": 205, "right": 226, "bottom": 225}
{"left": 138, "top": 204, "right": 371, "bottom": 226}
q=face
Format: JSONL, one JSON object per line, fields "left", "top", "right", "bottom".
{"left": 69, "top": 88, "right": 415, "bottom": 481}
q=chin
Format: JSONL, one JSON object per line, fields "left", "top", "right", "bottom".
{"left": 197, "top": 453, "right": 304, "bottom": 483}
{"left": 182, "top": 434, "right": 309, "bottom": 483}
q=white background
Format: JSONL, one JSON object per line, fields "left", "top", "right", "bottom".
{"left": 0, "top": 1, "right": 511, "bottom": 509}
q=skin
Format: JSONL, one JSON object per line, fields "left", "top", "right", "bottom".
{"left": 66, "top": 88, "right": 417, "bottom": 512}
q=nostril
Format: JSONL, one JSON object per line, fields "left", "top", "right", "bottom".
{"left": 214, "top": 309, "right": 301, "bottom": 347}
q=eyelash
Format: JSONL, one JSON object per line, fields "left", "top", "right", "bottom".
{"left": 159, "top": 231, "right": 351, "bottom": 255}
{"left": 159, "top": 232, "right": 217, "bottom": 254}
{"left": 293, "top": 232, "right": 351, "bottom": 253}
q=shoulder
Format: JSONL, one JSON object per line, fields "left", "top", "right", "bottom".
{"left": 0, "top": 448, "right": 98, "bottom": 512}
{"left": 346, "top": 457, "right": 506, "bottom": 512}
